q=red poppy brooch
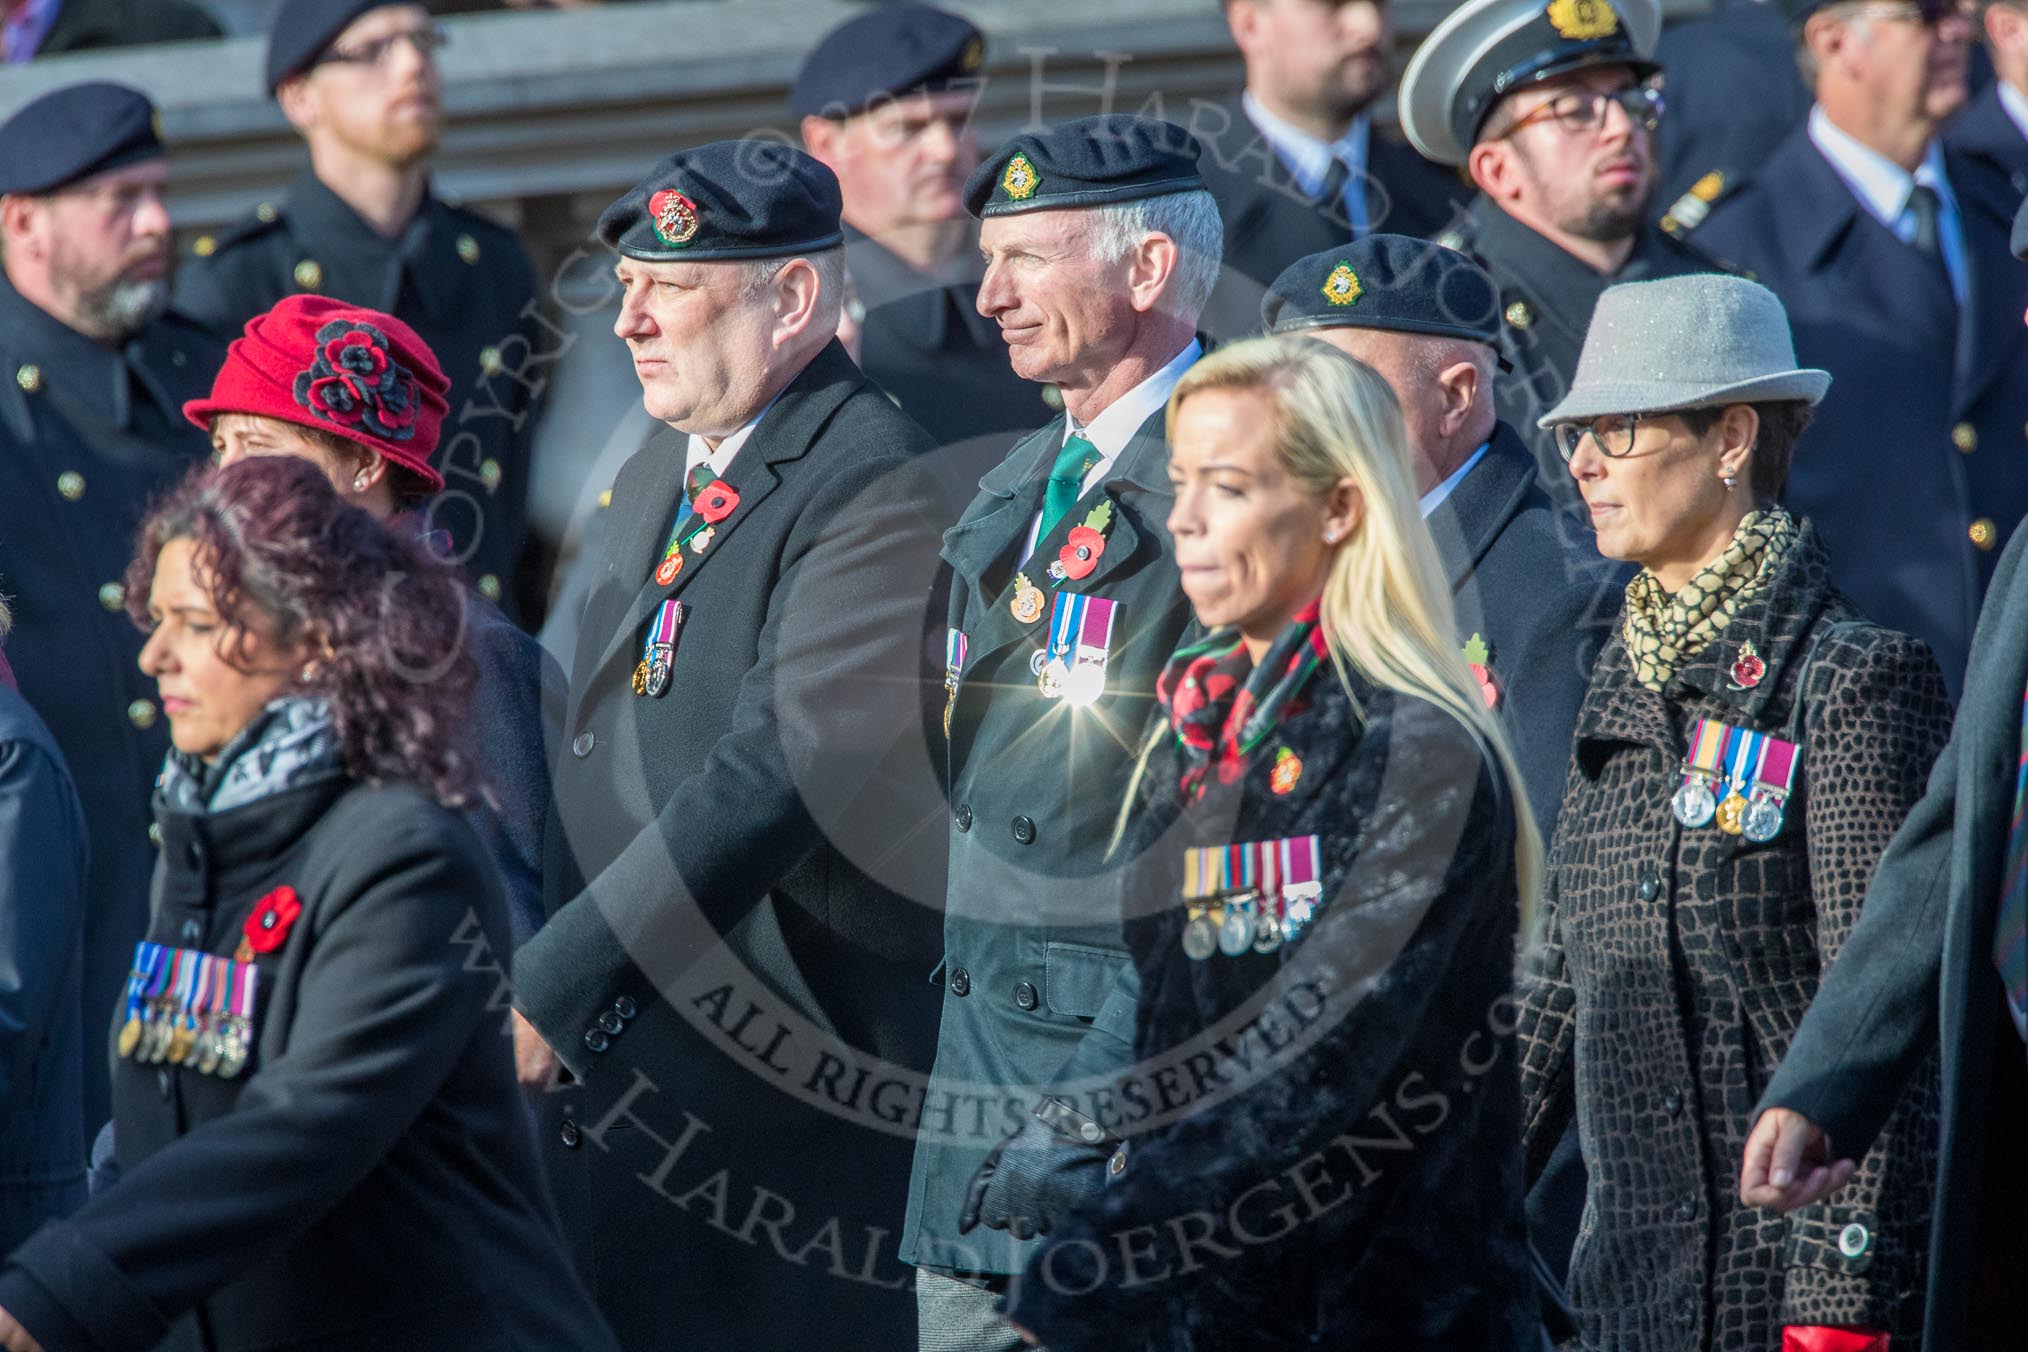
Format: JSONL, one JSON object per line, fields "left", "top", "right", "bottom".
{"left": 293, "top": 320, "right": 420, "bottom": 442}
{"left": 1048, "top": 500, "right": 1115, "bottom": 582}
{"left": 694, "top": 480, "right": 740, "bottom": 524}
{"left": 1727, "top": 639, "right": 1766, "bottom": 691}
{"left": 239, "top": 885, "right": 303, "bottom": 960}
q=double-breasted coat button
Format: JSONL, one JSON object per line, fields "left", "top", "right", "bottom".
{"left": 293, "top": 259, "right": 323, "bottom": 291}
{"left": 16, "top": 364, "right": 41, "bottom": 394}
{"left": 1663, "top": 1091, "right": 1683, "bottom": 1118}
{"left": 56, "top": 470, "right": 84, "bottom": 501}
{"left": 1011, "top": 815, "right": 1036, "bottom": 845}
{"left": 1838, "top": 1222, "right": 1871, "bottom": 1258}
{"left": 479, "top": 457, "right": 503, "bottom": 489}
{"left": 1013, "top": 981, "right": 1038, "bottom": 1011}
{"left": 559, "top": 1119, "right": 582, "bottom": 1149}
{"left": 457, "top": 233, "right": 482, "bottom": 265}
{"left": 572, "top": 731, "right": 595, "bottom": 758}
{"left": 1676, "top": 1197, "right": 1696, "bottom": 1222}
{"left": 1636, "top": 867, "right": 1660, "bottom": 903}
{"left": 613, "top": 996, "right": 638, "bottom": 1020}
{"left": 598, "top": 1009, "right": 624, "bottom": 1036}
{"left": 255, "top": 201, "right": 277, "bottom": 223}
{"left": 147, "top": 823, "right": 162, "bottom": 847}
{"left": 1078, "top": 1120, "right": 1103, "bottom": 1143}
{"left": 1952, "top": 422, "right": 1977, "bottom": 452}
{"left": 583, "top": 1027, "right": 610, "bottom": 1053}
{"left": 949, "top": 967, "right": 971, "bottom": 997}
{"left": 98, "top": 582, "right": 125, "bottom": 611}
{"left": 128, "top": 699, "right": 158, "bottom": 730}
{"left": 1970, "top": 517, "right": 1997, "bottom": 550}
{"left": 477, "top": 574, "right": 503, "bottom": 602}
{"left": 954, "top": 804, "right": 973, "bottom": 832}
{"left": 1108, "top": 1145, "right": 1128, "bottom": 1176}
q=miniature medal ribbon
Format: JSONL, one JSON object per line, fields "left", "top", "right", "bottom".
{"left": 633, "top": 598, "right": 685, "bottom": 698}
{"left": 1179, "top": 836, "right": 1323, "bottom": 960}
{"left": 1675, "top": 718, "right": 1800, "bottom": 840}
{"left": 943, "top": 628, "right": 968, "bottom": 737}
{"left": 117, "top": 941, "right": 260, "bottom": 1079}
{"left": 1035, "top": 593, "right": 1116, "bottom": 704}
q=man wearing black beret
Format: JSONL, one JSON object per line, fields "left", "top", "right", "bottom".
{"left": 0, "top": 81, "right": 223, "bottom": 1140}
{"left": 797, "top": 2, "right": 1046, "bottom": 443}
{"left": 510, "top": 140, "right": 951, "bottom": 1351}
{"left": 902, "top": 114, "right": 1217, "bottom": 1351}
{"left": 174, "top": 1, "right": 544, "bottom": 621}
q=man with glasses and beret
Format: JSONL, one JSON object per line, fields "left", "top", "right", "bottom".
{"left": 795, "top": 2, "right": 1045, "bottom": 445}
{"left": 1399, "top": 0, "right": 1724, "bottom": 521}
{"left": 0, "top": 83, "right": 222, "bottom": 1138}
{"left": 175, "top": 0, "right": 545, "bottom": 622}
{"left": 510, "top": 141, "right": 949, "bottom": 1351}
{"left": 1687, "top": 0, "right": 2028, "bottom": 695}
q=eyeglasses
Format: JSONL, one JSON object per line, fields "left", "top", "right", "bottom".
{"left": 1554, "top": 412, "right": 1647, "bottom": 462}
{"left": 1499, "top": 81, "right": 1665, "bottom": 140}
{"left": 321, "top": 24, "right": 449, "bottom": 71}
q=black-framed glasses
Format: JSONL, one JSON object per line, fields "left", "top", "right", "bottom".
{"left": 1554, "top": 412, "right": 1647, "bottom": 462}
{"left": 321, "top": 24, "right": 449, "bottom": 70}
{"left": 1500, "top": 80, "right": 1666, "bottom": 140}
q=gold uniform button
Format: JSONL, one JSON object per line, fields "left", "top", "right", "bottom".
{"left": 192, "top": 234, "right": 217, "bottom": 258}
{"left": 98, "top": 582, "right": 125, "bottom": 611}
{"left": 127, "top": 699, "right": 158, "bottom": 730}
{"left": 457, "top": 233, "right": 481, "bottom": 265}
{"left": 293, "top": 259, "right": 323, "bottom": 291}
{"left": 147, "top": 822, "right": 162, "bottom": 847}
{"left": 479, "top": 458, "right": 503, "bottom": 491}
{"left": 255, "top": 201, "right": 277, "bottom": 223}
{"left": 56, "top": 471, "right": 84, "bottom": 501}
{"left": 477, "top": 574, "right": 503, "bottom": 602}
{"left": 1970, "top": 517, "right": 1997, "bottom": 550}
{"left": 478, "top": 345, "right": 503, "bottom": 376}
{"left": 15, "top": 363, "right": 41, "bottom": 393}
{"left": 1952, "top": 422, "right": 1977, "bottom": 452}
{"left": 1505, "top": 300, "right": 1533, "bottom": 329}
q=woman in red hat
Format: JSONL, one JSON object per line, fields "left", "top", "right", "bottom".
{"left": 184, "top": 294, "right": 556, "bottom": 948}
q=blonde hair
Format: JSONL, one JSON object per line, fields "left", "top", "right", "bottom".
{"left": 1153, "top": 333, "right": 1543, "bottom": 937}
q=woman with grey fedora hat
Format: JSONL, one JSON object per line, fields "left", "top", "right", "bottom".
{"left": 1514, "top": 273, "right": 1948, "bottom": 1352}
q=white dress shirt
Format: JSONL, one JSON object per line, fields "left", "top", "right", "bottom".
{"left": 1999, "top": 78, "right": 2028, "bottom": 149}
{"left": 1242, "top": 91, "right": 1372, "bottom": 237}
{"left": 1419, "top": 441, "right": 1491, "bottom": 518}
{"left": 1808, "top": 105, "right": 1966, "bottom": 302}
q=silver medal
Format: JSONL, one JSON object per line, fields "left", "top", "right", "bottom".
{"left": 1282, "top": 895, "right": 1316, "bottom": 941}
{"left": 1672, "top": 778, "right": 1717, "bottom": 829}
{"left": 1037, "top": 658, "right": 1070, "bottom": 699}
{"left": 1219, "top": 902, "right": 1254, "bottom": 957}
{"left": 1181, "top": 914, "right": 1217, "bottom": 961}
{"left": 1742, "top": 795, "right": 1785, "bottom": 844}
{"left": 1252, "top": 908, "right": 1283, "bottom": 954}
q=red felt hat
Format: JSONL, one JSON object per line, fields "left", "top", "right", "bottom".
{"left": 184, "top": 295, "right": 451, "bottom": 494}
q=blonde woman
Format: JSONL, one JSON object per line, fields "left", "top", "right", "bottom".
{"left": 1005, "top": 334, "right": 1544, "bottom": 1351}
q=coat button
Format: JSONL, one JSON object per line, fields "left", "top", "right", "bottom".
{"left": 1504, "top": 299, "right": 1533, "bottom": 329}
{"left": 613, "top": 996, "right": 637, "bottom": 1021}
{"left": 180, "top": 917, "right": 201, "bottom": 943}
{"left": 457, "top": 233, "right": 482, "bottom": 265}
{"left": 293, "top": 258, "right": 323, "bottom": 291}
{"left": 949, "top": 966, "right": 971, "bottom": 997}
{"left": 1014, "top": 980, "right": 1038, "bottom": 1010}
{"left": 147, "top": 822, "right": 162, "bottom": 847}
{"left": 1676, "top": 1197, "right": 1696, "bottom": 1222}
{"left": 559, "top": 1119, "right": 582, "bottom": 1149}
{"left": 479, "top": 457, "right": 503, "bottom": 490}
{"left": 1663, "top": 1091, "right": 1683, "bottom": 1117}
{"left": 583, "top": 1028, "right": 610, "bottom": 1053}
{"left": 1636, "top": 867, "right": 1660, "bottom": 903}
{"left": 954, "top": 804, "right": 973, "bottom": 832}
{"left": 1953, "top": 421, "right": 1978, "bottom": 452}
{"left": 98, "top": 582, "right": 125, "bottom": 611}
{"left": 56, "top": 470, "right": 84, "bottom": 501}
{"left": 1011, "top": 815, "right": 1036, "bottom": 845}
{"left": 16, "top": 364, "right": 42, "bottom": 394}
{"left": 128, "top": 699, "right": 158, "bottom": 730}
{"left": 1971, "top": 517, "right": 1997, "bottom": 550}
{"left": 1108, "top": 1144, "right": 1129, "bottom": 1176}
{"left": 598, "top": 1009, "right": 624, "bottom": 1036}
{"left": 478, "top": 574, "right": 502, "bottom": 602}
{"left": 572, "top": 731, "right": 595, "bottom": 758}
{"left": 1838, "top": 1222, "right": 1871, "bottom": 1258}
{"left": 1676, "top": 1297, "right": 1695, "bottom": 1327}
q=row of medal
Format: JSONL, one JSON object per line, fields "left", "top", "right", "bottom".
{"left": 1671, "top": 717, "right": 1802, "bottom": 843}
{"left": 1179, "top": 836, "right": 1325, "bottom": 960}
{"left": 941, "top": 591, "right": 1123, "bottom": 732}
{"left": 632, "top": 598, "right": 686, "bottom": 698}
{"left": 115, "top": 942, "right": 259, "bottom": 1079}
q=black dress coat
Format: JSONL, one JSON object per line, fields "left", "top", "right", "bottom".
{"left": 38, "top": 0, "right": 219, "bottom": 53}
{"left": 1007, "top": 661, "right": 1540, "bottom": 1351}
{"left": 1519, "top": 524, "right": 1950, "bottom": 1350}
{"left": 0, "top": 774, "right": 615, "bottom": 1352}
{"left": 174, "top": 171, "right": 544, "bottom": 619}
{"left": 1690, "top": 129, "right": 2028, "bottom": 694}
{"left": 514, "top": 341, "right": 951, "bottom": 1350}
{"left": 0, "top": 681, "right": 88, "bottom": 1255}
{"left": 1944, "top": 80, "right": 2028, "bottom": 203}
{"left": 0, "top": 278, "right": 222, "bottom": 1134}
{"left": 1439, "top": 197, "right": 1723, "bottom": 522}
{"left": 461, "top": 592, "right": 561, "bottom": 948}
{"left": 1190, "top": 93, "right": 1464, "bottom": 341}
{"left": 1758, "top": 517, "right": 2028, "bottom": 1352}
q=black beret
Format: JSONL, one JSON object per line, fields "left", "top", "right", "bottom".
{"left": 964, "top": 115, "right": 1203, "bottom": 219}
{"left": 1263, "top": 237, "right": 1502, "bottom": 345}
{"left": 0, "top": 82, "right": 162, "bottom": 197}
{"left": 266, "top": 0, "right": 398, "bottom": 95}
{"left": 790, "top": 3, "right": 985, "bottom": 120}
{"left": 597, "top": 141, "right": 844, "bottom": 263}
{"left": 1781, "top": 0, "right": 1951, "bottom": 20}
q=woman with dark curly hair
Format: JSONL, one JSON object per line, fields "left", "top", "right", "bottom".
{"left": 0, "top": 458, "right": 614, "bottom": 1352}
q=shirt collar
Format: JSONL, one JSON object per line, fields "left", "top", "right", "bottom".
{"left": 2000, "top": 80, "right": 2028, "bottom": 148}
{"left": 1807, "top": 105, "right": 1955, "bottom": 226}
{"left": 1419, "top": 441, "right": 1490, "bottom": 518}
{"left": 685, "top": 412, "right": 763, "bottom": 481}
{"left": 1240, "top": 90, "right": 1370, "bottom": 196}
{"left": 1061, "top": 339, "right": 1202, "bottom": 464}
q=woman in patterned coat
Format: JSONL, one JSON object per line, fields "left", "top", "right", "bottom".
{"left": 1520, "top": 275, "right": 1948, "bottom": 1351}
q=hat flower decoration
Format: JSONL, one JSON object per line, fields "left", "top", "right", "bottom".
{"left": 293, "top": 320, "right": 420, "bottom": 443}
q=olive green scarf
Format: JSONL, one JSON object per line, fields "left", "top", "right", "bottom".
{"left": 1621, "top": 507, "right": 1797, "bottom": 692}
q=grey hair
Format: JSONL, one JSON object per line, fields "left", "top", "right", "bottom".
{"left": 1793, "top": 1, "right": 1880, "bottom": 87}
{"left": 1083, "top": 189, "right": 1224, "bottom": 326}
{"left": 739, "top": 248, "right": 847, "bottom": 331}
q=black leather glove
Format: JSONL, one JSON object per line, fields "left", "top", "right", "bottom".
{"left": 957, "top": 1097, "right": 1117, "bottom": 1240}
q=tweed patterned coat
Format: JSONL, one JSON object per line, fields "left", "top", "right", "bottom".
{"left": 1518, "top": 522, "right": 1949, "bottom": 1350}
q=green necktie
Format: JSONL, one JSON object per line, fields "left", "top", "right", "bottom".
{"left": 1039, "top": 433, "right": 1099, "bottom": 543}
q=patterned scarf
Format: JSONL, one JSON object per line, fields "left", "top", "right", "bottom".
{"left": 1621, "top": 506, "right": 1797, "bottom": 691}
{"left": 1157, "top": 600, "right": 1328, "bottom": 800}
{"left": 159, "top": 696, "right": 345, "bottom": 815}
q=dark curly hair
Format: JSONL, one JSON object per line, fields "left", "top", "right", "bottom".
{"left": 126, "top": 457, "right": 477, "bottom": 807}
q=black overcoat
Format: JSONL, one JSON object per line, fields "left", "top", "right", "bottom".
{"left": 1008, "top": 662, "right": 1539, "bottom": 1351}
{"left": 1758, "top": 517, "right": 2028, "bottom": 1352}
{"left": 0, "top": 774, "right": 614, "bottom": 1352}
{"left": 1944, "top": 80, "right": 2028, "bottom": 202}
{"left": 1519, "top": 524, "right": 1950, "bottom": 1349}
{"left": 515, "top": 341, "right": 952, "bottom": 1350}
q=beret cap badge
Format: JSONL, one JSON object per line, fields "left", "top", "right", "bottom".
{"left": 648, "top": 189, "right": 702, "bottom": 249}
{"left": 1547, "top": 0, "right": 1620, "bottom": 41}
{"left": 1322, "top": 263, "right": 1363, "bottom": 307}
{"left": 292, "top": 320, "right": 421, "bottom": 443}
{"left": 961, "top": 35, "right": 984, "bottom": 72}
{"left": 1001, "top": 154, "right": 1040, "bottom": 201}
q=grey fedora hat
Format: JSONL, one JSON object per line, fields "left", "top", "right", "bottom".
{"left": 1538, "top": 273, "right": 1831, "bottom": 427}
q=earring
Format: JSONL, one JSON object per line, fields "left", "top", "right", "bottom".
{"left": 1722, "top": 474, "right": 1737, "bottom": 491}
{"left": 352, "top": 470, "right": 371, "bottom": 492}
{"left": 1323, "top": 528, "right": 1342, "bottom": 544}
{"left": 300, "top": 662, "right": 317, "bottom": 682}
